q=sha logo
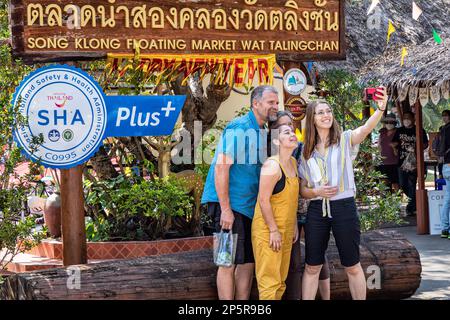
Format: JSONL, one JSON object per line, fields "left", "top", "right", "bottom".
{"left": 48, "top": 129, "right": 60, "bottom": 142}
{"left": 13, "top": 65, "right": 107, "bottom": 169}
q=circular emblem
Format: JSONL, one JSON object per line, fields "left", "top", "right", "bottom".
{"left": 62, "top": 129, "right": 74, "bottom": 142}
{"left": 13, "top": 65, "right": 107, "bottom": 169}
{"left": 48, "top": 129, "right": 61, "bottom": 142}
{"left": 285, "top": 97, "right": 307, "bottom": 121}
{"left": 283, "top": 68, "right": 307, "bottom": 96}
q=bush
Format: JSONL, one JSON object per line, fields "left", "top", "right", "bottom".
{"left": 0, "top": 44, "right": 45, "bottom": 272}
{"left": 84, "top": 174, "right": 193, "bottom": 241}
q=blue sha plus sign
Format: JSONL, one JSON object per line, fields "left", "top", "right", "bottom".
{"left": 161, "top": 101, "right": 176, "bottom": 117}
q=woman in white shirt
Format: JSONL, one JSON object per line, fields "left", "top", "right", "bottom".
{"left": 298, "top": 88, "right": 387, "bottom": 300}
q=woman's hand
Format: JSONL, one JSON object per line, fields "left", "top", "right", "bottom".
{"left": 374, "top": 86, "right": 388, "bottom": 111}
{"left": 314, "top": 185, "right": 339, "bottom": 198}
{"left": 351, "top": 87, "right": 389, "bottom": 146}
{"left": 269, "top": 230, "right": 282, "bottom": 252}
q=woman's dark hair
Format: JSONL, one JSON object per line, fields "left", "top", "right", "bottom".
{"left": 442, "top": 110, "right": 450, "bottom": 117}
{"left": 268, "top": 110, "right": 293, "bottom": 130}
{"left": 267, "top": 110, "right": 294, "bottom": 156}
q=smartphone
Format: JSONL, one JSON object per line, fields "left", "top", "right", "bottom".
{"left": 364, "top": 87, "right": 383, "bottom": 101}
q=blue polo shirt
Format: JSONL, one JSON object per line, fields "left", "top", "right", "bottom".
{"left": 201, "top": 110, "right": 267, "bottom": 219}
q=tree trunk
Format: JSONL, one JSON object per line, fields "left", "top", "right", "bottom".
{"left": 89, "top": 146, "right": 119, "bottom": 180}
{"left": 0, "top": 230, "right": 421, "bottom": 300}
{"left": 172, "top": 75, "right": 231, "bottom": 138}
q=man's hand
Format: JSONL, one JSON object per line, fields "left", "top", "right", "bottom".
{"left": 220, "top": 208, "right": 235, "bottom": 231}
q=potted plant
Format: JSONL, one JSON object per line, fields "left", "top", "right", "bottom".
{"left": 43, "top": 170, "right": 61, "bottom": 238}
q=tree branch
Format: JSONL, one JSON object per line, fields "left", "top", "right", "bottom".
{"left": 188, "top": 75, "right": 204, "bottom": 100}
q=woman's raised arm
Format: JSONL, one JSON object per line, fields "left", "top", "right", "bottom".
{"left": 351, "top": 87, "right": 388, "bottom": 146}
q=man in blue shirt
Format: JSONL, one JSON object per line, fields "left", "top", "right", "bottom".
{"left": 201, "top": 85, "right": 279, "bottom": 300}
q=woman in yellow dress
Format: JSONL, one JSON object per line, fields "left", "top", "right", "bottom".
{"left": 252, "top": 121, "right": 299, "bottom": 300}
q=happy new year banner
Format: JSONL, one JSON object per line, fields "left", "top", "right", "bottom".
{"left": 106, "top": 54, "right": 276, "bottom": 87}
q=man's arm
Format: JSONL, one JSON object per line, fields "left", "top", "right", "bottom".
{"left": 214, "top": 153, "right": 234, "bottom": 230}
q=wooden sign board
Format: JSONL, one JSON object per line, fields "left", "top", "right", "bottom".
{"left": 9, "top": 0, "right": 345, "bottom": 63}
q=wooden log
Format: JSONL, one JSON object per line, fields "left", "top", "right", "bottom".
{"left": 0, "top": 230, "right": 421, "bottom": 300}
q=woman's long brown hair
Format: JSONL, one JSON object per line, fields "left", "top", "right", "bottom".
{"left": 303, "top": 101, "right": 342, "bottom": 161}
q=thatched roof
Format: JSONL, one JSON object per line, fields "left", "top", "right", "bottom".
{"left": 318, "top": 0, "right": 450, "bottom": 73}
{"left": 358, "top": 36, "right": 450, "bottom": 87}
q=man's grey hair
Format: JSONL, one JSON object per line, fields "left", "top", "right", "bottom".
{"left": 250, "top": 85, "right": 278, "bottom": 107}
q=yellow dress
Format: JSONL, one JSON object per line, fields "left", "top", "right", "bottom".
{"left": 252, "top": 156, "right": 299, "bottom": 300}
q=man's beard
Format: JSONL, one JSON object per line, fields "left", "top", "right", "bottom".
{"left": 267, "top": 112, "right": 277, "bottom": 122}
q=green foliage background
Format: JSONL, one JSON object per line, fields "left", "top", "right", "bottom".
{"left": 0, "top": 0, "right": 8, "bottom": 39}
{"left": 422, "top": 101, "right": 450, "bottom": 133}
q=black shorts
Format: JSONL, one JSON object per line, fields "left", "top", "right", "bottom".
{"left": 295, "top": 217, "right": 330, "bottom": 280}
{"left": 288, "top": 232, "right": 330, "bottom": 280}
{"left": 377, "top": 164, "right": 399, "bottom": 184}
{"left": 304, "top": 197, "right": 360, "bottom": 268}
{"left": 207, "top": 202, "right": 255, "bottom": 265}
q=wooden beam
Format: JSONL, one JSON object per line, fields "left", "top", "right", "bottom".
{"left": 60, "top": 165, "right": 87, "bottom": 266}
{"left": 415, "top": 101, "right": 429, "bottom": 235}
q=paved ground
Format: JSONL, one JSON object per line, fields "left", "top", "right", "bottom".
{"left": 392, "top": 225, "right": 450, "bottom": 300}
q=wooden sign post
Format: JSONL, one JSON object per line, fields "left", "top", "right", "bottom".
{"left": 12, "top": 63, "right": 186, "bottom": 267}
{"left": 61, "top": 165, "right": 87, "bottom": 265}
{"left": 56, "top": 61, "right": 87, "bottom": 266}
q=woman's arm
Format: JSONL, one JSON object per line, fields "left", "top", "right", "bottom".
{"left": 258, "top": 159, "right": 283, "bottom": 251}
{"left": 351, "top": 87, "right": 388, "bottom": 146}
{"left": 299, "top": 179, "right": 338, "bottom": 199}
